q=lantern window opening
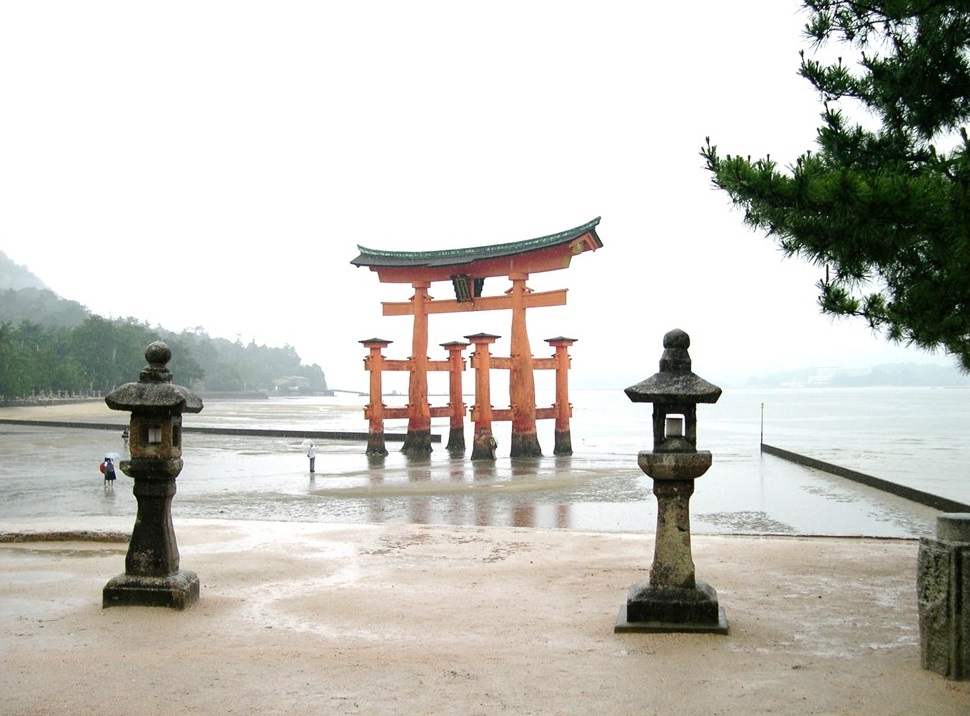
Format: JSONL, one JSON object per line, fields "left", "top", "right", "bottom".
{"left": 665, "top": 414, "right": 685, "bottom": 439}
{"left": 144, "top": 425, "right": 163, "bottom": 445}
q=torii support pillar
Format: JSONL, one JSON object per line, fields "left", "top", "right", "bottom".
{"left": 546, "top": 337, "right": 576, "bottom": 456}
{"left": 361, "top": 338, "right": 392, "bottom": 456}
{"left": 467, "top": 333, "right": 499, "bottom": 460}
{"left": 442, "top": 340, "right": 469, "bottom": 454}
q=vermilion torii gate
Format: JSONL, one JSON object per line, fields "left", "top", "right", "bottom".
{"left": 351, "top": 217, "right": 603, "bottom": 458}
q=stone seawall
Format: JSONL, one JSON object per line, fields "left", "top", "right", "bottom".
{"left": 761, "top": 442, "right": 970, "bottom": 513}
{"left": 0, "top": 418, "right": 434, "bottom": 443}
{"left": 0, "top": 397, "right": 103, "bottom": 408}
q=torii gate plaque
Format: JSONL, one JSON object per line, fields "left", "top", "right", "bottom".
{"left": 351, "top": 217, "right": 603, "bottom": 458}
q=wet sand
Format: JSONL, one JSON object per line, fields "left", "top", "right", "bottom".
{"left": 2, "top": 520, "right": 969, "bottom": 715}
{"left": 1, "top": 402, "right": 968, "bottom": 713}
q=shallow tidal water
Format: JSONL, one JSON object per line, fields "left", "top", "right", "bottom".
{"left": 1, "top": 387, "right": 966, "bottom": 538}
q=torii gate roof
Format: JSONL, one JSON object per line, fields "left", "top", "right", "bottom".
{"left": 351, "top": 217, "right": 602, "bottom": 283}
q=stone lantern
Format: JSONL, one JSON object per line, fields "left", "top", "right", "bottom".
{"left": 615, "top": 328, "right": 727, "bottom": 633}
{"left": 102, "top": 341, "right": 203, "bottom": 610}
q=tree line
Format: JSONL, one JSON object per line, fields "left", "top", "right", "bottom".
{"left": 0, "top": 312, "right": 328, "bottom": 402}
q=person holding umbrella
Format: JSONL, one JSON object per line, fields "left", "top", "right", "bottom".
{"left": 102, "top": 455, "right": 117, "bottom": 487}
{"left": 301, "top": 439, "right": 317, "bottom": 474}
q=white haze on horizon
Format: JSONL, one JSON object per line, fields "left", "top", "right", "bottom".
{"left": 0, "top": 1, "right": 956, "bottom": 391}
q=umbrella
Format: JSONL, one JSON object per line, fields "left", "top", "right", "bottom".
{"left": 104, "top": 452, "right": 121, "bottom": 461}
{"left": 300, "top": 439, "right": 315, "bottom": 457}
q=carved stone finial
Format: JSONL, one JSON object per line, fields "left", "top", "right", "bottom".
{"left": 140, "top": 341, "right": 173, "bottom": 383}
{"left": 659, "top": 328, "right": 691, "bottom": 373}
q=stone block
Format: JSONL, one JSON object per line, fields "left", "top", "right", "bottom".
{"left": 917, "top": 513, "right": 970, "bottom": 680}
{"left": 103, "top": 569, "right": 200, "bottom": 610}
{"left": 615, "top": 580, "right": 728, "bottom": 634}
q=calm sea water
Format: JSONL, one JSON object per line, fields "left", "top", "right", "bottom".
{"left": 1, "top": 387, "right": 967, "bottom": 538}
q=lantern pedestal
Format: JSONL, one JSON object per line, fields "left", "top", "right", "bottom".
{"left": 615, "top": 454, "right": 727, "bottom": 634}
{"left": 103, "top": 570, "right": 199, "bottom": 610}
{"left": 103, "top": 460, "right": 199, "bottom": 610}
{"left": 616, "top": 581, "right": 728, "bottom": 634}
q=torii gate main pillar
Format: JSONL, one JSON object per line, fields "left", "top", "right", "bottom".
{"left": 508, "top": 272, "right": 541, "bottom": 457}
{"left": 402, "top": 281, "right": 433, "bottom": 455}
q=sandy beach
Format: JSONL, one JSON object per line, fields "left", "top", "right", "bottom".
{"left": 1, "top": 401, "right": 968, "bottom": 714}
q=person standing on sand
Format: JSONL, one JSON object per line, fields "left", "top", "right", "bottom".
{"left": 307, "top": 442, "right": 317, "bottom": 474}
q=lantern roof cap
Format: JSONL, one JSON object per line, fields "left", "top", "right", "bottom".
{"left": 625, "top": 329, "right": 721, "bottom": 404}
{"left": 104, "top": 341, "right": 203, "bottom": 414}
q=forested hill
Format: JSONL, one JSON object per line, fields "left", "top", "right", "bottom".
{"left": 0, "top": 252, "right": 47, "bottom": 291}
{"left": 1, "top": 286, "right": 90, "bottom": 328}
{"left": 0, "top": 252, "right": 329, "bottom": 400}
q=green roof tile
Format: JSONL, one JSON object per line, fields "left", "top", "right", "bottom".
{"left": 351, "top": 217, "right": 601, "bottom": 269}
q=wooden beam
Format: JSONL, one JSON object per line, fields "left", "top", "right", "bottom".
{"left": 382, "top": 359, "right": 412, "bottom": 371}
{"left": 382, "top": 289, "right": 567, "bottom": 317}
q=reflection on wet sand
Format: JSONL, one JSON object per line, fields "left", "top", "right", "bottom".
{"left": 329, "top": 453, "right": 580, "bottom": 529}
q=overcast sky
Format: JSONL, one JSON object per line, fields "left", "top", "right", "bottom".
{"left": 1, "top": 2, "right": 952, "bottom": 391}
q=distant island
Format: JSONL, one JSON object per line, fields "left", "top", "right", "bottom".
{"left": 744, "top": 363, "right": 970, "bottom": 389}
